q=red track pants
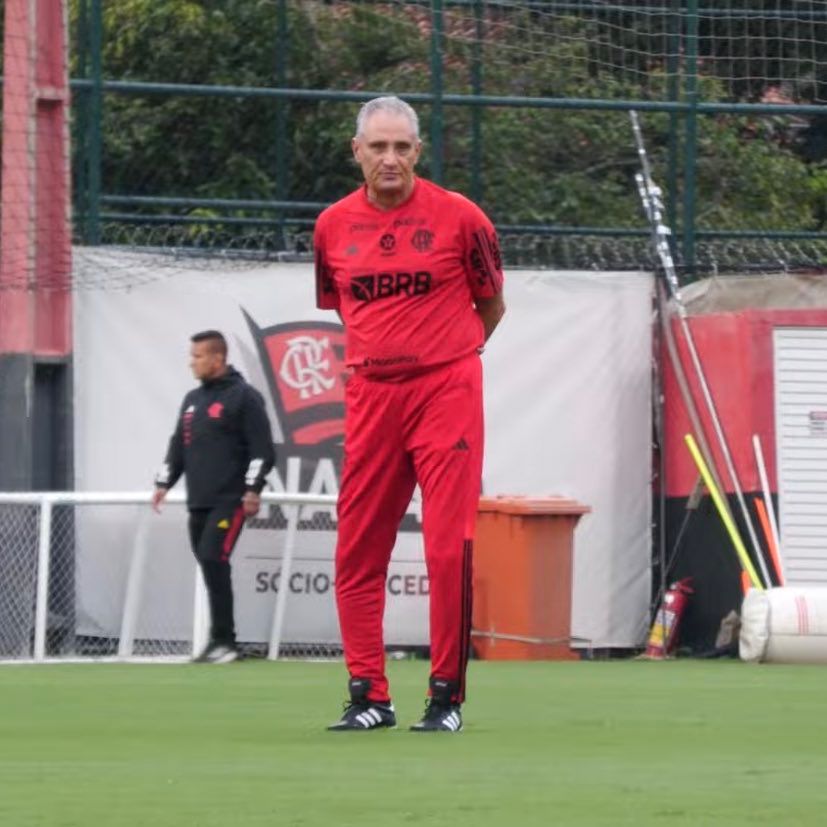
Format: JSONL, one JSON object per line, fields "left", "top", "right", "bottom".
{"left": 335, "top": 354, "right": 483, "bottom": 704}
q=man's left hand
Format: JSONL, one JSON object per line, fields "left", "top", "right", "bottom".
{"left": 242, "top": 491, "right": 262, "bottom": 517}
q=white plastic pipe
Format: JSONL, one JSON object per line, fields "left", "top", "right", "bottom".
{"left": 33, "top": 501, "right": 53, "bottom": 661}
{"left": 752, "top": 434, "right": 784, "bottom": 582}
{"left": 118, "top": 508, "right": 151, "bottom": 658}
{"left": 192, "top": 566, "right": 210, "bottom": 657}
{"left": 267, "top": 504, "right": 301, "bottom": 661}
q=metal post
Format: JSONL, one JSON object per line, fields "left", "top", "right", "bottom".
{"left": 87, "top": 0, "right": 103, "bottom": 245}
{"left": 192, "top": 565, "right": 209, "bottom": 658}
{"left": 274, "top": 0, "right": 289, "bottom": 250}
{"left": 665, "top": 0, "right": 681, "bottom": 237}
{"left": 73, "top": 0, "right": 90, "bottom": 235}
{"left": 658, "top": 0, "right": 682, "bottom": 611}
{"left": 682, "top": 0, "right": 699, "bottom": 276}
{"left": 118, "top": 508, "right": 150, "bottom": 659}
{"left": 429, "top": 0, "right": 444, "bottom": 184}
{"left": 470, "top": 0, "right": 484, "bottom": 203}
{"left": 267, "top": 504, "right": 300, "bottom": 661}
{"left": 34, "top": 500, "right": 53, "bottom": 661}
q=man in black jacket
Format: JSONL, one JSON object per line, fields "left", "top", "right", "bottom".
{"left": 152, "top": 330, "right": 275, "bottom": 663}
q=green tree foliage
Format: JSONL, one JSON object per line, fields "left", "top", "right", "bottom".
{"left": 67, "top": 0, "right": 827, "bottom": 235}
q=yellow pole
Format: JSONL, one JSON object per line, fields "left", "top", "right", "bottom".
{"left": 684, "top": 434, "right": 764, "bottom": 590}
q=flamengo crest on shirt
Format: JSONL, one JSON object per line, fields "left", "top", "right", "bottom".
{"left": 411, "top": 229, "right": 434, "bottom": 252}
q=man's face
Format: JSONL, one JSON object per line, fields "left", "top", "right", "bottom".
{"left": 352, "top": 111, "right": 421, "bottom": 206}
{"left": 189, "top": 341, "right": 225, "bottom": 381}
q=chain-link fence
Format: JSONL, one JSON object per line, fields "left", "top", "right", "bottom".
{"left": 59, "top": 1, "right": 827, "bottom": 280}
{"left": 0, "top": 504, "right": 40, "bottom": 659}
{"left": 5, "top": 2, "right": 826, "bottom": 288}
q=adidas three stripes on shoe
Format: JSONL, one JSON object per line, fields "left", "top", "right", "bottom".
{"left": 409, "top": 677, "right": 463, "bottom": 733}
{"left": 327, "top": 677, "right": 397, "bottom": 731}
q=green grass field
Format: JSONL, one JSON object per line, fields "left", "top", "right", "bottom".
{"left": 1, "top": 659, "right": 826, "bottom": 826}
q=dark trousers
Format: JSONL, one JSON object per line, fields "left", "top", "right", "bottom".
{"left": 188, "top": 503, "right": 245, "bottom": 646}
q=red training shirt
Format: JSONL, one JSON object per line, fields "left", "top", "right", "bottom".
{"left": 314, "top": 177, "right": 504, "bottom": 380}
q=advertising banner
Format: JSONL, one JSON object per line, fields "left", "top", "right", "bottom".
{"left": 74, "top": 254, "right": 652, "bottom": 648}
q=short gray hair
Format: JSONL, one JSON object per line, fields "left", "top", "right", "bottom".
{"left": 354, "top": 96, "right": 420, "bottom": 140}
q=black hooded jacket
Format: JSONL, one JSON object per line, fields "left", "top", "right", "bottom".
{"left": 155, "top": 366, "right": 275, "bottom": 509}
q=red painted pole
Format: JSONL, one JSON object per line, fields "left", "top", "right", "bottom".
{"left": 34, "top": 0, "right": 72, "bottom": 355}
{"left": 0, "top": 0, "right": 71, "bottom": 356}
{"left": 0, "top": 0, "right": 36, "bottom": 354}
{"left": 1, "top": 0, "right": 71, "bottom": 491}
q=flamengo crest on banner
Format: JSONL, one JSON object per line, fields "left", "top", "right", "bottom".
{"left": 242, "top": 309, "right": 420, "bottom": 531}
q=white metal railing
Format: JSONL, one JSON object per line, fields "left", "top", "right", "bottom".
{"left": 0, "top": 490, "right": 337, "bottom": 663}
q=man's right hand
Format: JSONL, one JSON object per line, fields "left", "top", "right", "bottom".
{"left": 151, "top": 487, "right": 168, "bottom": 514}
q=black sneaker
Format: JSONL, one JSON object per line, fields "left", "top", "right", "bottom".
{"left": 192, "top": 642, "right": 239, "bottom": 664}
{"left": 410, "top": 677, "right": 463, "bottom": 733}
{"left": 327, "top": 677, "right": 397, "bottom": 731}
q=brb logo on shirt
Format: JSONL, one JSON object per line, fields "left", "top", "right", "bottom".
{"left": 350, "top": 271, "right": 432, "bottom": 302}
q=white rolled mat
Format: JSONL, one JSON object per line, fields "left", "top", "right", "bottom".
{"left": 740, "top": 586, "right": 827, "bottom": 664}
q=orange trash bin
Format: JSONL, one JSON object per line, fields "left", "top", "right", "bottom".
{"left": 472, "top": 496, "right": 590, "bottom": 660}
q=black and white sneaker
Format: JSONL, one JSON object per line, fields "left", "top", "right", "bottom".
{"left": 410, "top": 677, "right": 463, "bottom": 733}
{"left": 327, "top": 677, "right": 397, "bottom": 731}
{"left": 192, "top": 642, "right": 239, "bottom": 664}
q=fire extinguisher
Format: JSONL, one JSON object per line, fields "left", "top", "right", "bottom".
{"left": 645, "top": 578, "right": 693, "bottom": 658}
